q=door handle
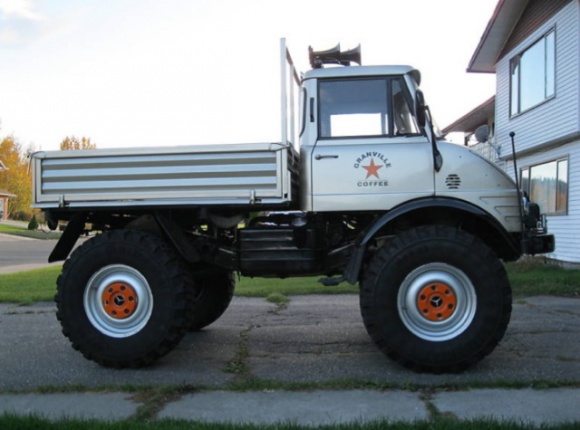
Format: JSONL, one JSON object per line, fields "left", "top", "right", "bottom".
{"left": 315, "top": 154, "right": 339, "bottom": 160}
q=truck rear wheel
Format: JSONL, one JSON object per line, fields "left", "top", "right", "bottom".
{"left": 360, "top": 225, "right": 512, "bottom": 373}
{"left": 55, "top": 229, "right": 194, "bottom": 368}
{"left": 189, "top": 267, "right": 235, "bottom": 331}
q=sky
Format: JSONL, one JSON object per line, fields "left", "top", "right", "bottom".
{"left": 0, "top": 0, "right": 498, "bottom": 151}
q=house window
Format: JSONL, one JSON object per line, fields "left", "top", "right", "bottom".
{"left": 521, "top": 158, "right": 568, "bottom": 215}
{"left": 510, "top": 29, "right": 555, "bottom": 116}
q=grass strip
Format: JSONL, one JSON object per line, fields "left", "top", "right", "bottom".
{"left": 1, "top": 414, "right": 579, "bottom": 429}
{"left": 0, "top": 223, "right": 61, "bottom": 240}
{"left": 236, "top": 276, "right": 358, "bottom": 296}
{"left": 0, "top": 257, "right": 579, "bottom": 304}
{"left": 507, "top": 259, "right": 580, "bottom": 297}
{"left": 0, "top": 266, "right": 62, "bottom": 304}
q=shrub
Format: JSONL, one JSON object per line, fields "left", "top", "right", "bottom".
{"left": 27, "top": 214, "right": 39, "bottom": 230}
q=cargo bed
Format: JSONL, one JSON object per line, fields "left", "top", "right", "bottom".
{"left": 31, "top": 142, "right": 299, "bottom": 210}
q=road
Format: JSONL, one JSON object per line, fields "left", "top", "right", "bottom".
{"left": 0, "top": 233, "right": 58, "bottom": 273}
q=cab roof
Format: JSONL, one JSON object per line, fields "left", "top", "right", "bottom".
{"left": 303, "top": 65, "right": 421, "bottom": 85}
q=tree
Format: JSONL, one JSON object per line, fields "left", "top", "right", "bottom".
{"left": 0, "top": 136, "right": 33, "bottom": 218}
{"left": 60, "top": 136, "right": 96, "bottom": 150}
{"left": 0, "top": 133, "right": 96, "bottom": 220}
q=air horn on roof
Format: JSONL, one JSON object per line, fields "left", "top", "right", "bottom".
{"left": 308, "top": 43, "right": 361, "bottom": 69}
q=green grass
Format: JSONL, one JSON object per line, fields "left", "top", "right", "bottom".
{"left": 507, "top": 259, "right": 580, "bottom": 297}
{"left": 0, "top": 266, "right": 62, "bottom": 304}
{"left": 0, "top": 414, "right": 579, "bottom": 430}
{"left": 0, "top": 268, "right": 356, "bottom": 304}
{"left": 0, "top": 223, "right": 61, "bottom": 240}
{"left": 236, "top": 276, "right": 358, "bottom": 297}
{"left": 0, "top": 258, "right": 578, "bottom": 304}
{"left": 266, "top": 292, "right": 290, "bottom": 305}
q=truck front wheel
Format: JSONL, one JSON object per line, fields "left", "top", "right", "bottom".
{"left": 55, "top": 230, "right": 194, "bottom": 368}
{"left": 360, "top": 225, "right": 512, "bottom": 373}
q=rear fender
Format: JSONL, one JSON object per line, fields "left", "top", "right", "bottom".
{"left": 48, "top": 211, "right": 201, "bottom": 264}
{"left": 48, "top": 212, "right": 88, "bottom": 263}
{"left": 154, "top": 211, "right": 200, "bottom": 263}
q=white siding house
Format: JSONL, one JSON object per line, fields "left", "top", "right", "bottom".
{"left": 448, "top": 0, "right": 580, "bottom": 264}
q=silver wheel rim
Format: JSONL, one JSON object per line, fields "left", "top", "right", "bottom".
{"left": 397, "top": 262, "right": 477, "bottom": 342}
{"left": 83, "top": 264, "right": 153, "bottom": 338}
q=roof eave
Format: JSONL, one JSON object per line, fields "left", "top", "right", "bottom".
{"left": 442, "top": 96, "right": 495, "bottom": 134}
{"left": 467, "top": 0, "right": 529, "bottom": 73}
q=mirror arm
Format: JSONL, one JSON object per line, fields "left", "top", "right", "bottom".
{"left": 425, "top": 105, "right": 443, "bottom": 172}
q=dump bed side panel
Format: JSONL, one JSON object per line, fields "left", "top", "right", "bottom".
{"left": 32, "top": 143, "right": 298, "bottom": 209}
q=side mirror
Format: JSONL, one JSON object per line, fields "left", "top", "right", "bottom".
{"left": 415, "top": 90, "right": 426, "bottom": 128}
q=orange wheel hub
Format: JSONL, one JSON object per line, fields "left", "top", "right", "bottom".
{"left": 101, "top": 283, "right": 138, "bottom": 320}
{"left": 416, "top": 283, "right": 456, "bottom": 322}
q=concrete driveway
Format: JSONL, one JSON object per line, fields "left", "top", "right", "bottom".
{"left": 1, "top": 294, "right": 579, "bottom": 390}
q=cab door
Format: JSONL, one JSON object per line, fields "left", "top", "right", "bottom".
{"left": 309, "top": 76, "right": 435, "bottom": 212}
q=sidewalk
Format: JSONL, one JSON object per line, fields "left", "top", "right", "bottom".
{"left": 1, "top": 388, "right": 579, "bottom": 425}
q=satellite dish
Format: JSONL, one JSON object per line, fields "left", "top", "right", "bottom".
{"left": 474, "top": 124, "right": 490, "bottom": 143}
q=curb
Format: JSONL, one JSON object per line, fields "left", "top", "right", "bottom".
{"left": 1, "top": 388, "right": 579, "bottom": 426}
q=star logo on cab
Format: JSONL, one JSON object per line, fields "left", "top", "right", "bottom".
{"left": 362, "top": 158, "right": 383, "bottom": 179}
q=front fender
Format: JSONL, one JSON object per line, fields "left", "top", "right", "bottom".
{"left": 343, "top": 197, "right": 519, "bottom": 284}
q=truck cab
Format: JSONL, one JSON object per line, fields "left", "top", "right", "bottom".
{"left": 300, "top": 66, "right": 434, "bottom": 213}
{"left": 297, "top": 45, "right": 542, "bottom": 261}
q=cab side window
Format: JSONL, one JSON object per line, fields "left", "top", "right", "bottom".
{"left": 319, "top": 78, "right": 388, "bottom": 138}
{"left": 318, "top": 77, "right": 418, "bottom": 138}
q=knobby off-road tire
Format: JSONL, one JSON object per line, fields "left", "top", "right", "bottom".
{"left": 360, "top": 225, "right": 512, "bottom": 373}
{"left": 189, "top": 267, "right": 235, "bottom": 331}
{"left": 55, "top": 229, "right": 195, "bottom": 368}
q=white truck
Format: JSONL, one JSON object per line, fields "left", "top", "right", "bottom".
{"left": 31, "top": 40, "right": 554, "bottom": 372}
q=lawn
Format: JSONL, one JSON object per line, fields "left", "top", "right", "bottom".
{"left": 0, "top": 222, "right": 61, "bottom": 240}
{"left": 0, "top": 415, "right": 579, "bottom": 430}
{"left": 0, "top": 266, "right": 62, "bottom": 304}
{"left": 0, "top": 266, "right": 357, "bottom": 303}
{"left": 0, "top": 259, "right": 578, "bottom": 304}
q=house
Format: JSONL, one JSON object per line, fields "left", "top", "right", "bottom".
{"left": 0, "top": 160, "right": 15, "bottom": 221}
{"left": 445, "top": 0, "right": 580, "bottom": 264}
{"left": 443, "top": 96, "right": 498, "bottom": 162}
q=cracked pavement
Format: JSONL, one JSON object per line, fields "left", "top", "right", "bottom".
{"left": 1, "top": 294, "right": 579, "bottom": 390}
